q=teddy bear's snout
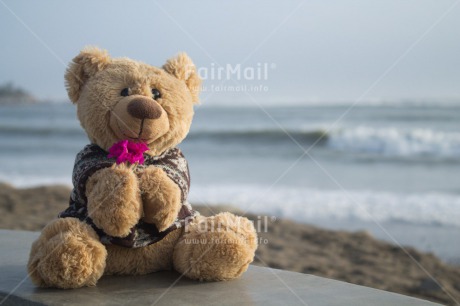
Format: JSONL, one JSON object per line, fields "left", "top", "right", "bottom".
{"left": 127, "top": 98, "right": 162, "bottom": 120}
{"left": 109, "top": 95, "right": 169, "bottom": 144}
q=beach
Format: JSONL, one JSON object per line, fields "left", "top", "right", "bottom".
{"left": 1, "top": 183, "right": 459, "bottom": 305}
{"left": 1, "top": 102, "right": 460, "bottom": 305}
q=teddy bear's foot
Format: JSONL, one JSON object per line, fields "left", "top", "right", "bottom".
{"left": 28, "top": 218, "right": 107, "bottom": 289}
{"left": 173, "top": 213, "right": 257, "bottom": 281}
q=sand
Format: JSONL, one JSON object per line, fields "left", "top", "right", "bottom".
{"left": 1, "top": 183, "right": 459, "bottom": 305}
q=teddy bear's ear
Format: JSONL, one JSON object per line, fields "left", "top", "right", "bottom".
{"left": 65, "top": 47, "right": 111, "bottom": 103}
{"left": 163, "top": 53, "right": 201, "bottom": 103}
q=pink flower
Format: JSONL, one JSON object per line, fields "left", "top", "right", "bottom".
{"left": 108, "top": 140, "right": 149, "bottom": 165}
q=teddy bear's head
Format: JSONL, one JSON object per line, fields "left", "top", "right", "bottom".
{"left": 65, "top": 47, "right": 201, "bottom": 156}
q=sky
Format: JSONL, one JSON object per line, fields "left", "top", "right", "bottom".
{"left": 0, "top": 0, "right": 459, "bottom": 105}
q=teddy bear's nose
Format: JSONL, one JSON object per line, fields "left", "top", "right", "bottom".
{"left": 127, "top": 98, "right": 162, "bottom": 120}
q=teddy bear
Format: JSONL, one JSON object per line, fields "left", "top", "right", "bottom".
{"left": 27, "top": 47, "right": 258, "bottom": 289}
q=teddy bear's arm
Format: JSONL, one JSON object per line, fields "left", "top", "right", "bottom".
{"left": 86, "top": 164, "right": 142, "bottom": 237}
{"left": 138, "top": 166, "right": 182, "bottom": 232}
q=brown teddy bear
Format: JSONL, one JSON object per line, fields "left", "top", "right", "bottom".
{"left": 27, "top": 47, "right": 258, "bottom": 289}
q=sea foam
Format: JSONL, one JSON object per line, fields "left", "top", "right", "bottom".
{"left": 327, "top": 126, "right": 460, "bottom": 158}
{"left": 189, "top": 184, "right": 460, "bottom": 228}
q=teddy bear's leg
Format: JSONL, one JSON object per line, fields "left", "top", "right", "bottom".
{"left": 28, "top": 218, "right": 107, "bottom": 289}
{"left": 104, "top": 228, "right": 183, "bottom": 275}
{"left": 173, "top": 213, "right": 257, "bottom": 281}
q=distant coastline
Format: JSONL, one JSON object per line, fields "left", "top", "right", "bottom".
{"left": 0, "top": 83, "right": 37, "bottom": 104}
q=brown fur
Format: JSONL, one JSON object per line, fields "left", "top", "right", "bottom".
{"left": 105, "top": 228, "right": 183, "bottom": 275}
{"left": 138, "top": 166, "right": 182, "bottom": 232}
{"left": 173, "top": 213, "right": 258, "bottom": 281}
{"left": 27, "top": 47, "right": 257, "bottom": 289}
{"left": 28, "top": 218, "right": 107, "bottom": 289}
{"left": 86, "top": 164, "right": 142, "bottom": 237}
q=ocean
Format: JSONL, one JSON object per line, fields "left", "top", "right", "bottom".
{"left": 1, "top": 102, "right": 459, "bottom": 263}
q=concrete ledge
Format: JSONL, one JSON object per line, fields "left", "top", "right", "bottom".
{"left": 0, "top": 230, "right": 439, "bottom": 306}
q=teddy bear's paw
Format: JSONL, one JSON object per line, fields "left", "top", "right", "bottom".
{"left": 28, "top": 219, "right": 107, "bottom": 289}
{"left": 86, "top": 166, "right": 142, "bottom": 237}
{"left": 139, "top": 167, "right": 182, "bottom": 232}
{"left": 173, "top": 213, "right": 258, "bottom": 281}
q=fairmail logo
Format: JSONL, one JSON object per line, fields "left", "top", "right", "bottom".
{"left": 197, "top": 63, "right": 276, "bottom": 81}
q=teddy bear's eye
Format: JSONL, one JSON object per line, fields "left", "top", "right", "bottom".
{"left": 120, "top": 88, "right": 130, "bottom": 97}
{"left": 151, "top": 88, "right": 161, "bottom": 100}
